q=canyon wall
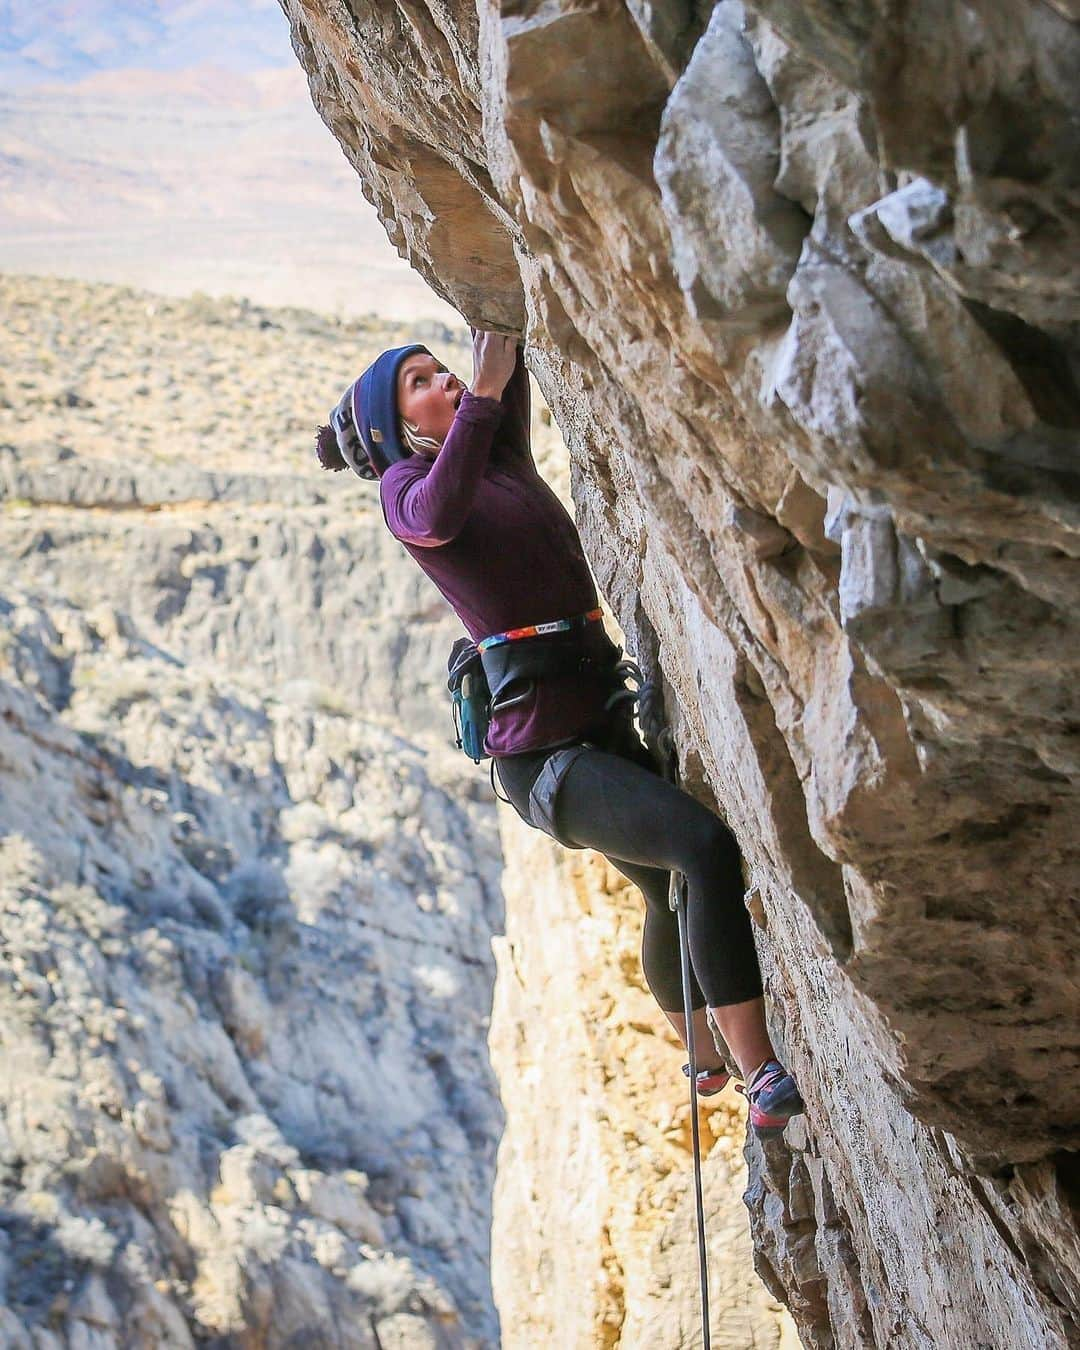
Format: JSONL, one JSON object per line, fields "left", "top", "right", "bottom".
{"left": 280, "top": 2, "right": 1080, "bottom": 1346}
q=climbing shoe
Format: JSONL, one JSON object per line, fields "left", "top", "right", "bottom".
{"left": 736, "top": 1059, "right": 804, "bottom": 1137}
{"left": 682, "top": 1062, "right": 732, "bottom": 1097}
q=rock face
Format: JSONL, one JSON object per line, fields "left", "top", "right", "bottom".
{"left": 281, "top": 2, "right": 1080, "bottom": 1346}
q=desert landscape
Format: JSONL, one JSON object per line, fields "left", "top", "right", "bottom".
{"left": 0, "top": 271, "right": 504, "bottom": 1343}
{"left": 2, "top": 0, "right": 1076, "bottom": 1344}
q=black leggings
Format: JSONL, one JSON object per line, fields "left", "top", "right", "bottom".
{"left": 495, "top": 716, "right": 764, "bottom": 1013}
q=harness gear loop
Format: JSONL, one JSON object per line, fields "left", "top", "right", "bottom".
{"left": 660, "top": 727, "right": 712, "bottom": 1350}
{"left": 603, "top": 657, "right": 644, "bottom": 713}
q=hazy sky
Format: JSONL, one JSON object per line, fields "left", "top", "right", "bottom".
{"left": 0, "top": 1, "right": 460, "bottom": 323}
{"left": 0, "top": 1, "right": 296, "bottom": 87}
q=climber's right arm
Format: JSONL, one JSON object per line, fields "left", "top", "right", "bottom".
{"left": 379, "top": 392, "right": 501, "bottom": 546}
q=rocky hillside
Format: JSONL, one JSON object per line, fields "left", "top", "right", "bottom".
{"left": 0, "top": 274, "right": 506, "bottom": 1345}
{"left": 0, "top": 596, "right": 501, "bottom": 1346}
{"left": 0, "top": 276, "right": 471, "bottom": 737}
{"left": 279, "top": 2, "right": 1080, "bottom": 1346}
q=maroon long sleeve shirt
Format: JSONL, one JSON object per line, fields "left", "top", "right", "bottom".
{"left": 379, "top": 347, "right": 614, "bottom": 755}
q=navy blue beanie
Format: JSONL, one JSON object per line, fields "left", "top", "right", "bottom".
{"left": 331, "top": 343, "right": 431, "bottom": 480}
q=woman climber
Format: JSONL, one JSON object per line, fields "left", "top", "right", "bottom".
{"left": 314, "top": 329, "right": 803, "bottom": 1137}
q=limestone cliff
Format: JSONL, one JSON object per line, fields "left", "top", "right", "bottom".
{"left": 280, "top": 2, "right": 1080, "bottom": 1346}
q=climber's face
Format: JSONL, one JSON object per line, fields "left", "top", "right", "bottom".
{"left": 397, "top": 352, "right": 465, "bottom": 447}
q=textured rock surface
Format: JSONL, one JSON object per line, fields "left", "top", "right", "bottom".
{"left": 0, "top": 599, "right": 500, "bottom": 1346}
{"left": 282, "top": 2, "right": 1080, "bottom": 1345}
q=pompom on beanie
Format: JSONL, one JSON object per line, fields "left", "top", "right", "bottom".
{"left": 326, "top": 343, "right": 431, "bottom": 480}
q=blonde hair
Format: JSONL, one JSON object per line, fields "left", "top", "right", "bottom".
{"left": 400, "top": 417, "right": 443, "bottom": 456}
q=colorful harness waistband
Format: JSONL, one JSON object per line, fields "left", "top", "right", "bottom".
{"left": 477, "top": 607, "right": 603, "bottom": 653}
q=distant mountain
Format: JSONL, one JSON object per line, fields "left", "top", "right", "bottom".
{"left": 31, "top": 63, "right": 312, "bottom": 109}
{"left": 0, "top": 0, "right": 293, "bottom": 89}
{"left": 0, "top": 2, "right": 459, "bottom": 321}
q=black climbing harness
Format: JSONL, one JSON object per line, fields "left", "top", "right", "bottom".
{"left": 660, "top": 726, "right": 712, "bottom": 1350}
{"left": 446, "top": 610, "right": 631, "bottom": 766}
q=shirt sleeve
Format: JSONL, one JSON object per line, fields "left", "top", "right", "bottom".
{"left": 494, "top": 343, "right": 534, "bottom": 469}
{"left": 379, "top": 390, "right": 503, "bottom": 547}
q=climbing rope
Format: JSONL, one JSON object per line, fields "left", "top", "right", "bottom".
{"left": 658, "top": 726, "right": 712, "bottom": 1350}
{"left": 616, "top": 674, "right": 712, "bottom": 1344}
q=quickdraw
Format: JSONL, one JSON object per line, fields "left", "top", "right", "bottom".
{"left": 660, "top": 725, "right": 713, "bottom": 1350}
